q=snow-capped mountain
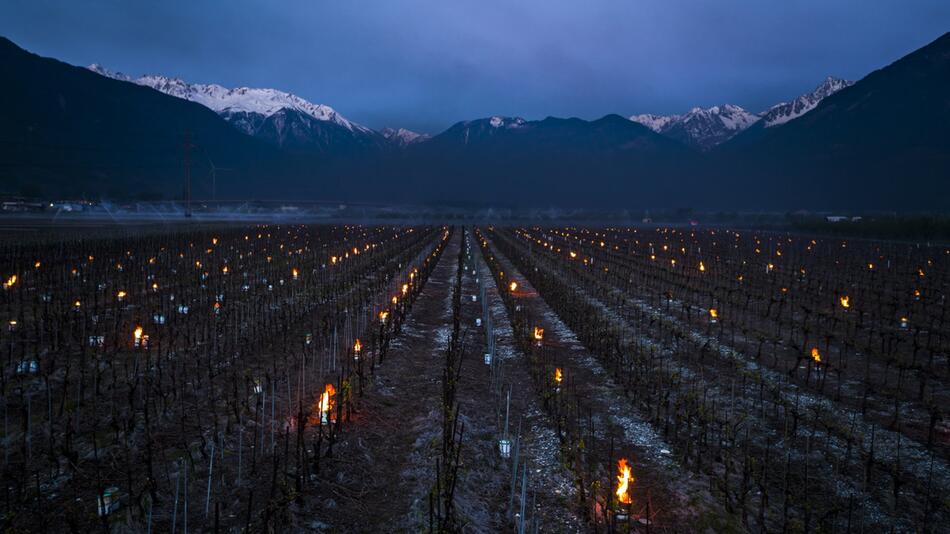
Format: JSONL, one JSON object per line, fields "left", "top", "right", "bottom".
{"left": 381, "top": 127, "right": 430, "bottom": 147}
{"left": 627, "top": 114, "right": 679, "bottom": 133}
{"left": 760, "top": 77, "right": 853, "bottom": 127}
{"left": 87, "top": 63, "right": 385, "bottom": 153}
{"left": 629, "top": 77, "right": 852, "bottom": 150}
{"left": 630, "top": 104, "right": 760, "bottom": 150}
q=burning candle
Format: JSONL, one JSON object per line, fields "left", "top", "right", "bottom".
{"left": 133, "top": 326, "right": 146, "bottom": 348}
{"left": 533, "top": 326, "right": 544, "bottom": 344}
{"left": 319, "top": 384, "right": 335, "bottom": 425}
{"left": 616, "top": 458, "right": 633, "bottom": 505}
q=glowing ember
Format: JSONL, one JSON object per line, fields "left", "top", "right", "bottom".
{"left": 616, "top": 458, "right": 633, "bottom": 505}
{"left": 839, "top": 295, "right": 850, "bottom": 308}
{"left": 810, "top": 347, "right": 821, "bottom": 363}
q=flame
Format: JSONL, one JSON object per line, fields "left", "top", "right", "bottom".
{"left": 292, "top": 268, "right": 299, "bottom": 280}
{"left": 839, "top": 295, "right": 850, "bottom": 308}
{"left": 533, "top": 326, "right": 544, "bottom": 341}
{"left": 212, "top": 237, "right": 218, "bottom": 245}
{"left": 117, "top": 290, "right": 127, "bottom": 300}
{"left": 554, "top": 367, "right": 562, "bottom": 384}
{"left": 379, "top": 310, "right": 389, "bottom": 322}
{"left": 392, "top": 295, "right": 398, "bottom": 305}
{"left": 868, "top": 263, "right": 874, "bottom": 270}
{"left": 331, "top": 256, "right": 338, "bottom": 265}
{"left": 699, "top": 261, "right": 706, "bottom": 272}
{"left": 810, "top": 347, "right": 821, "bottom": 363}
{"left": 402, "top": 283, "right": 409, "bottom": 295}
{"left": 133, "top": 326, "right": 144, "bottom": 347}
{"left": 222, "top": 265, "right": 229, "bottom": 274}
{"left": 510, "top": 281, "right": 518, "bottom": 292}
{"left": 569, "top": 251, "right": 577, "bottom": 259}
{"left": 354, "top": 339, "right": 362, "bottom": 353}
{"left": 3, "top": 275, "right": 16, "bottom": 288}
{"left": 616, "top": 458, "right": 633, "bottom": 505}
{"left": 319, "top": 384, "right": 336, "bottom": 424}
{"left": 709, "top": 308, "right": 718, "bottom": 319}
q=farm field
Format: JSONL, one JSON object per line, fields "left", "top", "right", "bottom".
{"left": 0, "top": 224, "right": 947, "bottom": 532}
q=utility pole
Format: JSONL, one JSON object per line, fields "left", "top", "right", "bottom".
{"left": 183, "top": 131, "right": 194, "bottom": 218}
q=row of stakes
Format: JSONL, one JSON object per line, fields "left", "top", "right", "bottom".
{"left": 467, "top": 235, "right": 539, "bottom": 534}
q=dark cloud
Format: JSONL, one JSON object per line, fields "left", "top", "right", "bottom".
{"left": 3, "top": 0, "right": 948, "bottom": 133}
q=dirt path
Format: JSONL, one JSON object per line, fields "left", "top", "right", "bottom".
{"left": 296, "top": 231, "right": 462, "bottom": 531}
{"left": 446, "top": 232, "right": 586, "bottom": 532}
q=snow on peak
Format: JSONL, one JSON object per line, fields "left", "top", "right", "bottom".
{"left": 381, "top": 127, "right": 429, "bottom": 146}
{"left": 86, "top": 64, "right": 370, "bottom": 133}
{"left": 488, "top": 116, "right": 526, "bottom": 128}
{"left": 87, "top": 63, "right": 132, "bottom": 82}
{"left": 631, "top": 104, "right": 760, "bottom": 150}
{"left": 629, "top": 113, "right": 680, "bottom": 133}
{"left": 762, "top": 76, "right": 853, "bottom": 127}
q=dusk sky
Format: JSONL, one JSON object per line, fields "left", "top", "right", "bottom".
{"left": 3, "top": 0, "right": 948, "bottom": 134}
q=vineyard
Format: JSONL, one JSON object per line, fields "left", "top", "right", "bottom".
{"left": 0, "top": 223, "right": 947, "bottom": 532}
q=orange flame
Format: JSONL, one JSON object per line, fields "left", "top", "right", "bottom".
{"left": 319, "top": 384, "right": 336, "bottom": 424}
{"left": 616, "top": 458, "right": 633, "bottom": 505}
{"left": 292, "top": 268, "right": 299, "bottom": 279}
{"left": 379, "top": 310, "right": 389, "bottom": 322}
{"left": 354, "top": 339, "right": 362, "bottom": 353}
{"left": 554, "top": 367, "right": 562, "bottom": 384}
{"left": 839, "top": 295, "right": 850, "bottom": 308}
{"left": 709, "top": 308, "right": 718, "bottom": 319}
{"left": 810, "top": 347, "right": 821, "bottom": 363}
{"left": 3, "top": 275, "right": 16, "bottom": 288}
{"left": 533, "top": 326, "right": 544, "bottom": 341}
{"left": 133, "top": 326, "right": 144, "bottom": 347}
{"left": 699, "top": 261, "right": 706, "bottom": 272}
{"left": 402, "top": 283, "right": 409, "bottom": 295}
{"left": 510, "top": 281, "right": 518, "bottom": 292}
